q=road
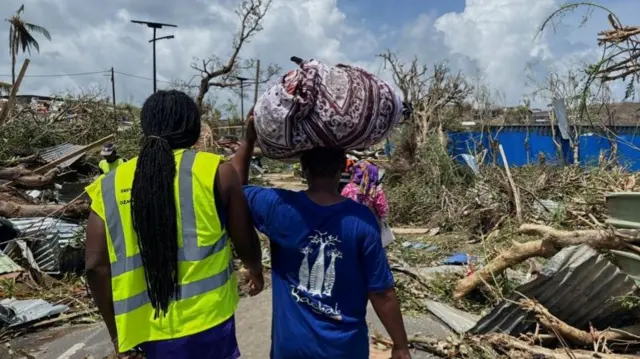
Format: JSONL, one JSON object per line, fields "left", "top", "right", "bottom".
{"left": 6, "top": 288, "right": 442, "bottom": 359}
{"left": 3, "top": 175, "right": 442, "bottom": 359}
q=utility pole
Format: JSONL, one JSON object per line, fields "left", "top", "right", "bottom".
{"left": 110, "top": 67, "right": 116, "bottom": 121}
{"left": 131, "top": 20, "right": 177, "bottom": 93}
{"left": 236, "top": 76, "right": 250, "bottom": 136}
{"left": 253, "top": 59, "right": 260, "bottom": 107}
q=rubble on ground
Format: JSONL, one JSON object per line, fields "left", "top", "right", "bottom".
{"left": 376, "top": 150, "right": 640, "bottom": 357}
{"left": 2, "top": 86, "right": 640, "bottom": 358}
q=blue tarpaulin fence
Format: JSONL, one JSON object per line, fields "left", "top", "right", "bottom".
{"left": 448, "top": 125, "right": 640, "bottom": 171}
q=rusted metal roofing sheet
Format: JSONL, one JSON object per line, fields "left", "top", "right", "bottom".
{"left": 471, "top": 244, "right": 639, "bottom": 335}
{"left": 39, "top": 143, "right": 85, "bottom": 168}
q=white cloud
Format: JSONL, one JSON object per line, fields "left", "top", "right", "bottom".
{"left": 1, "top": 0, "right": 636, "bottom": 110}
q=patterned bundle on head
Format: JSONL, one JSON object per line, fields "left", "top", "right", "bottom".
{"left": 352, "top": 160, "right": 379, "bottom": 202}
{"left": 254, "top": 59, "right": 404, "bottom": 159}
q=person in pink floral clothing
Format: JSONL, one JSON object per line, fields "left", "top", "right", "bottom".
{"left": 341, "top": 160, "right": 394, "bottom": 246}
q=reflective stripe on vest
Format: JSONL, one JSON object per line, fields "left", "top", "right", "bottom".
{"left": 101, "top": 150, "right": 232, "bottom": 315}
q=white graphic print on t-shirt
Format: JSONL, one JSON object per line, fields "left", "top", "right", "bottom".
{"left": 291, "top": 231, "right": 343, "bottom": 320}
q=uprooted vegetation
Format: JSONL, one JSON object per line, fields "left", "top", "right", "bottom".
{"left": 381, "top": 134, "right": 640, "bottom": 356}
{"left": 373, "top": 6, "right": 640, "bottom": 353}
{"left": 0, "top": 90, "right": 142, "bottom": 162}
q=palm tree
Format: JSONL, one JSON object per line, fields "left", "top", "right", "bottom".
{"left": 6, "top": 5, "right": 51, "bottom": 85}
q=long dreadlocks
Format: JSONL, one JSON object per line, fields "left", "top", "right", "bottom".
{"left": 131, "top": 90, "right": 201, "bottom": 318}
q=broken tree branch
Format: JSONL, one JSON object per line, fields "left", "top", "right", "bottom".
{"left": 499, "top": 144, "right": 523, "bottom": 223}
{"left": 2, "top": 134, "right": 114, "bottom": 188}
{"left": 480, "top": 333, "right": 639, "bottom": 359}
{"left": 453, "top": 224, "right": 630, "bottom": 299}
{"left": 0, "top": 200, "right": 89, "bottom": 219}
{"left": 193, "top": 0, "right": 274, "bottom": 111}
{"left": 0, "top": 154, "right": 39, "bottom": 167}
{"left": 519, "top": 299, "right": 640, "bottom": 348}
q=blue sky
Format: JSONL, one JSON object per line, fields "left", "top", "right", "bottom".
{"left": 1, "top": 0, "right": 639, "bottom": 108}
{"left": 341, "top": 0, "right": 465, "bottom": 27}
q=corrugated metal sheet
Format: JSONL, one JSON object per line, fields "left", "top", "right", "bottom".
{"left": 425, "top": 300, "right": 479, "bottom": 334}
{"left": 5, "top": 217, "right": 83, "bottom": 273}
{"left": 0, "top": 252, "right": 22, "bottom": 274}
{"left": 471, "top": 245, "right": 639, "bottom": 336}
{"left": 39, "top": 143, "right": 85, "bottom": 168}
{"left": 0, "top": 298, "right": 68, "bottom": 327}
{"left": 606, "top": 192, "right": 640, "bottom": 229}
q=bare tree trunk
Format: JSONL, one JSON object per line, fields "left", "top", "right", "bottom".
{"left": 453, "top": 224, "right": 630, "bottom": 299}
{"left": 0, "top": 200, "right": 89, "bottom": 219}
{"left": 11, "top": 50, "right": 16, "bottom": 86}
{"left": 13, "top": 168, "right": 60, "bottom": 187}
{"left": 0, "top": 167, "right": 60, "bottom": 187}
{"left": 196, "top": 80, "right": 209, "bottom": 113}
{"left": 0, "top": 165, "right": 33, "bottom": 179}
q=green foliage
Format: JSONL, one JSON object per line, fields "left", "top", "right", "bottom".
{"left": 115, "top": 120, "right": 143, "bottom": 160}
{"left": 385, "top": 134, "right": 475, "bottom": 227}
{"left": 0, "top": 92, "right": 139, "bottom": 160}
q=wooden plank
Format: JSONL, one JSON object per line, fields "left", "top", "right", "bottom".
{"left": 3, "top": 134, "right": 115, "bottom": 187}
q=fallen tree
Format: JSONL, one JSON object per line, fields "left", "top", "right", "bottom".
{"left": 0, "top": 165, "right": 33, "bottom": 179}
{"left": 480, "top": 333, "right": 639, "bottom": 359}
{"left": 454, "top": 224, "right": 636, "bottom": 299}
{"left": 373, "top": 331, "right": 639, "bottom": 358}
{"left": 0, "top": 167, "right": 60, "bottom": 188}
{"left": 0, "top": 200, "right": 89, "bottom": 218}
{"left": 519, "top": 299, "right": 640, "bottom": 349}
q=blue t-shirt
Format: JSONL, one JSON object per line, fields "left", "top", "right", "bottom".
{"left": 243, "top": 186, "right": 394, "bottom": 359}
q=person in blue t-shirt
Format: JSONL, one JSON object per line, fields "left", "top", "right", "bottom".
{"left": 231, "top": 116, "right": 410, "bottom": 359}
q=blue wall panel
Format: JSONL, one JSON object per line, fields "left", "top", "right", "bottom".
{"left": 448, "top": 126, "right": 640, "bottom": 171}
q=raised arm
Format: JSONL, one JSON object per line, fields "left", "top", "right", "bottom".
{"left": 230, "top": 112, "right": 256, "bottom": 185}
{"left": 217, "top": 162, "right": 264, "bottom": 295}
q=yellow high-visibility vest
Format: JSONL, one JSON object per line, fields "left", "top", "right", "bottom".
{"left": 86, "top": 149, "right": 238, "bottom": 352}
{"left": 98, "top": 158, "right": 125, "bottom": 174}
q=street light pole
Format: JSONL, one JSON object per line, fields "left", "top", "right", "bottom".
{"left": 131, "top": 20, "right": 177, "bottom": 93}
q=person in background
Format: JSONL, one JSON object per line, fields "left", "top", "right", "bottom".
{"left": 338, "top": 155, "right": 357, "bottom": 192}
{"left": 341, "top": 160, "right": 394, "bottom": 247}
{"left": 99, "top": 143, "right": 126, "bottom": 174}
{"left": 84, "top": 90, "right": 263, "bottom": 359}
{"left": 341, "top": 160, "right": 389, "bottom": 221}
{"left": 231, "top": 115, "right": 411, "bottom": 359}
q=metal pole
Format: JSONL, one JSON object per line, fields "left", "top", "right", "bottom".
{"left": 240, "top": 80, "right": 245, "bottom": 121}
{"left": 131, "top": 21, "right": 177, "bottom": 94}
{"left": 240, "top": 79, "right": 245, "bottom": 137}
{"left": 253, "top": 59, "right": 260, "bottom": 107}
{"left": 152, "top": 28, "right": 157, "bottom": 93}
{"left": 111, "top": 67, "right": 117, "bottom": 121}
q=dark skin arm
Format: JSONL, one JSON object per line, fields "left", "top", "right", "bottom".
{"left": 230, "top": 112, "right": 256, "bottom": 185}
{"left": 216, "top": 162, "right": 264, "bottom": 291}
{"left": 369, "top": 288, "right": 412, "bottom": 359}
{"left": 85, "top": 211, "right": 118, "bottom": 346}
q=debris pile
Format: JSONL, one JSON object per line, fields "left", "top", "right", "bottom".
{"left": 0, "top": 100, "right": 114, "bottom": 339}
{"left": 376, "top": 142, "right": 640, "bottom": 357}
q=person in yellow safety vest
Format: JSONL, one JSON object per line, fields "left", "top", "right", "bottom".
{"left": 98, "top": 143, "right": 126, "bottom": 174}
{"left": 84, "top": 90, "right": 264, "bottom": 359}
